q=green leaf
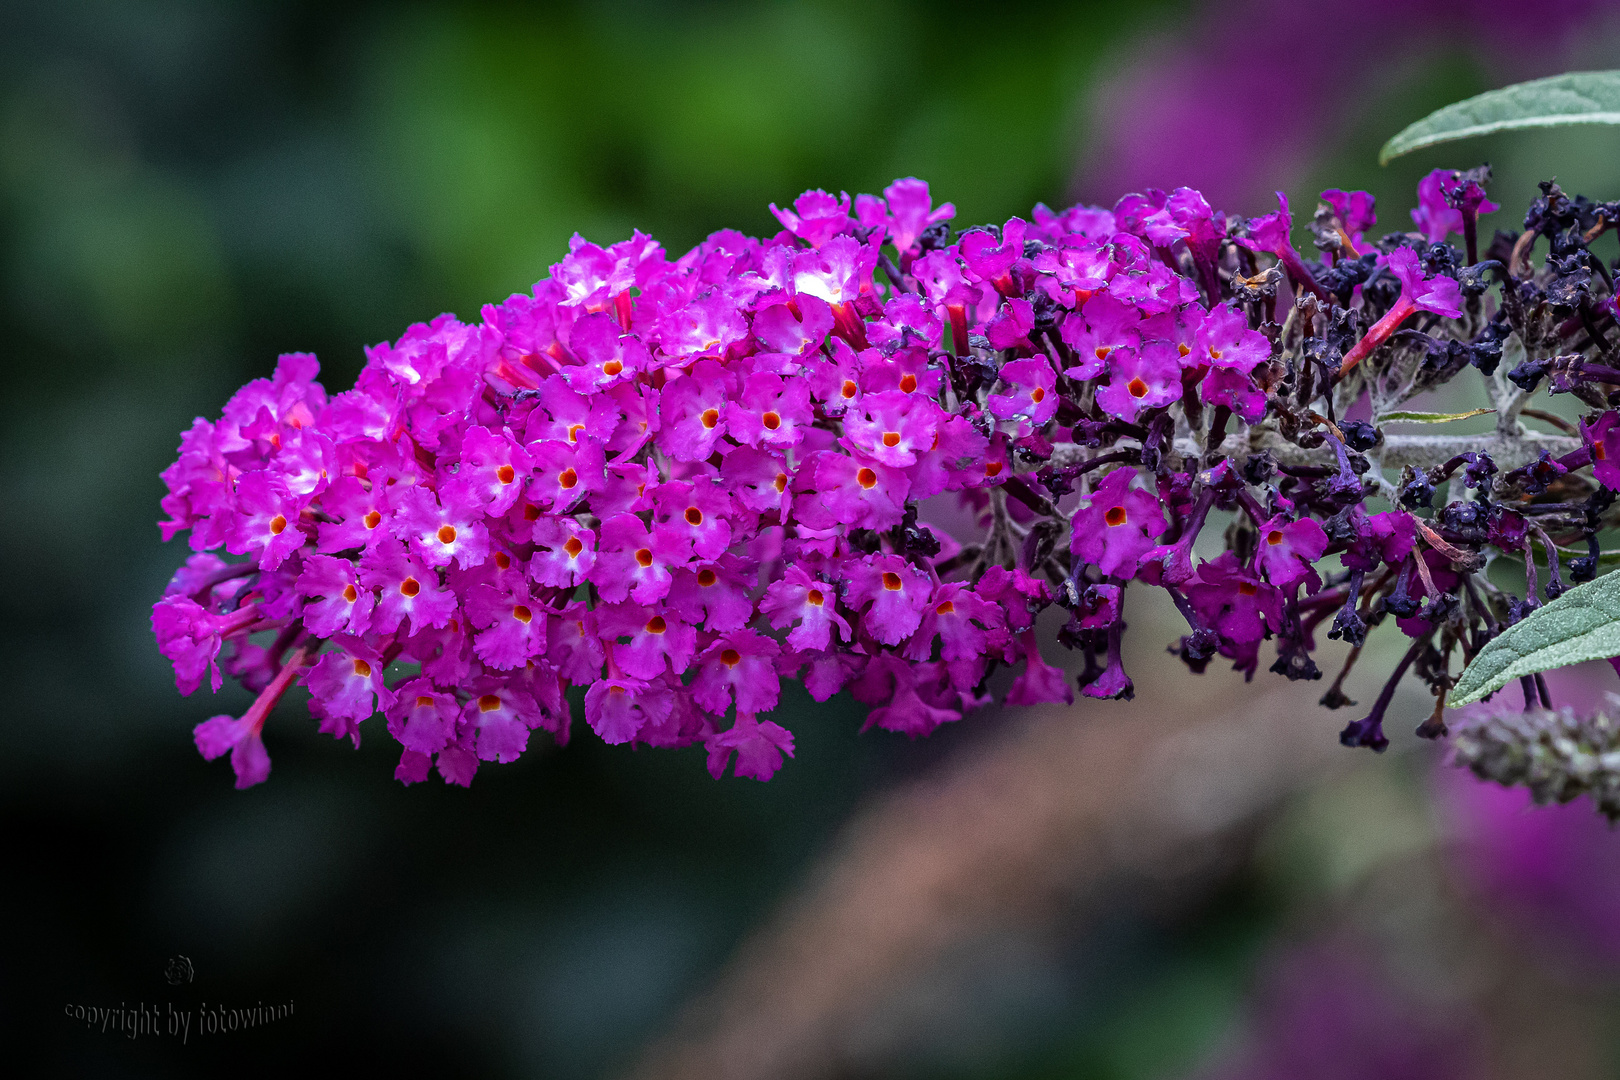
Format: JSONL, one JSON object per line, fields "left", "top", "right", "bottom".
{"left": 1449, "top": 570, "right": 1620, "bottom": 707}
{"left": 1378, "top": 408, "right": 1495, "bottom": 424}
{"left": 1380, "top": 71, "right": 1620, "bottom": 165}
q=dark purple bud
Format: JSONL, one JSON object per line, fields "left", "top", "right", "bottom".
{"left": 1339, "top": 716, "right": 1389, "bottom": 752}
{"left": 1455, "top": 260, "right": 1506, "bottom": 298}
{"left": 1028, "top": 290, "right": 1060, "bottom": 334}
{"left": 1414, "top": 704, "right": 1448, "bottom": 740}
{"left": 1329, "top": 604, "right": 1368, "bottom": 647}
{"left": 1543, "top": 255, "right": 1592, "bottom": 312}
{"left": 1270, "top": 641, "right": 1322, "bottom": 682}
{"left": 1512, "top": 450, "right": 1569, "bottom": 495}
{"left": 1170, "top": 628, "right": 1220, "bottom": 674}
{"left": 1384, "top": 557, "right": 1420, "bottom": 618}
{"left": 1419, "top": 590, "right": 1460, "bottom": 625}
{"left": 1463, "top": 451, "right": 1498, "bottom": 489}
{"left": 1398, "top": 469, "right": 1434, "bottom": 510}
{"left": 1319, "top": 685, "right": 1357, "bottom": 709}
{"left": 917, "top": 221, "right": 952, "bottom": 252}
{"left": 1508, "top": 357, "right": 1550, "bottom": 392}
{"left": 1339, "top": 420, "right": 1382, "bottom": 452}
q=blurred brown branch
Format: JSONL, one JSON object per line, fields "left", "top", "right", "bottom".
{"left": 630, "top": 645, "right": 1366, "bottom": 1080}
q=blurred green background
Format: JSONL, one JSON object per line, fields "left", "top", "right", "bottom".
{"left": 7, "top": 1, "right": 1620, "bottom": 1077}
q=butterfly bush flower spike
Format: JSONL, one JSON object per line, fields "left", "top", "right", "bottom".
{"left": 152, "top": 170, "right": 1620, "bottom": 795}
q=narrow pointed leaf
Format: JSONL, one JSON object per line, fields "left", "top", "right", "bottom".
{"left": 1449, "top": 571, "right": 1620, "bottom": 707}
{"left": 1378, "top": 408, "right": 1495, "bottom": 424}
{"left": 1381, "top": 71, "right": 1620, "bottom": 165}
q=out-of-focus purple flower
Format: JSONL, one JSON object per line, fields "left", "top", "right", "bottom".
{"left": 1075, "top": 0, "right": 1602, "bottom": 210}
{"left": 1195, "top": 940, "right": 1484, "bottom": 1080}
{"left": 1439, "top": 666, "right": 1620, "bottom": 971}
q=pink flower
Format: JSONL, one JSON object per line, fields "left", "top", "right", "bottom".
{"left": 759, "top": 566, "right": 851, "bottom": 652}
{"left": 986, "top": 358, "right": 1057, "bottom": 426}
{"left": 1411, "top": 168, "right": 1499, "bottom": 243}
{"left": 297, "top": 554, "right": 374, "bottom": 638}
{"left": 465, "top": 581, "right": 548, "bottom": 670}
{"left": 360, "top": 540, "right": 457, "bottom": 635}
{"left": 1255, "top": 513, "right": 1329, "bottom": 590}
{"left": 846, "top": 554, "right": 933, "bottom": 645}
{"left": 1059, "top": 293, "right": 1142, "bottom": 380}
{"left": 1586, "top": 411, "right": 1620, "bottom": 490}
{"left": 769, "top": 189, "right": 853, "bottom": 248}
{"left": 843, "top": 390, "right": 941, "bottom": 468}
{"left": 589, "top": 513, "right": 691, "bottom": 604}
{"left": 1096, "top": 340, "right": 1183, "bottom": 423}
{"left": 305, "top": 642, "right": 389, "bottom": 741}
{"left": 879, "top": 177, "right": 955, "bottom": 255}
{"left": 598, "top": 603, "right": 698, "bottom": 679}
{"left": 1071, "top": 468, "right": 1168, "bottom": 579}
{"left": 705, "top": 713, "right": 796, "bottom": 781}
{"left": 1187, "top": 552, "right": 1285, "bottom": 645}
{"left": 691, "top": 630, "right": 782, "bottom": 715}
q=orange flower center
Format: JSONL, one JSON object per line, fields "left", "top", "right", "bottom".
{"left": 437, "top": 524, "right": 457, "bottom": 544}
{"left": 1105, "top": 505, "right": 1127, "bottom": 527}
{"left": 882, "top": 431, "right": 901, "bottom": 447}
{"left": 646, "top": 615, "right": 667, "bottom": 634}
{"left": 512, "top": 604, "right": 532, "bottom": 623}
{"left": 774, "top": 472, "right": 788, "bottom": 493}
{"left": 603, "top": 359, "right": 623, "bottom": 377}
{"left": 351, "top": 658, "right": 371, "bottom": 677}
{"left": 857, "top": 467, "right": 878, "bottom": 489}
{"left": 701, "top": 407, "right": 720, "bottom": 429}
{"left": 685, "top": 507, "right": 703, "bottom": 525}
{"left": 497, "top": 464, "right": 516, "bottom": 484}
{"left": 1237, "top": 582, "right": 1258, "bottom": 596}
{"left": 635, "top": 548, "right": 654, "bottom": 568}
{"left": 478, "top": 694, "right": 502, "bottom": 713}
{"left": 936, "top": 600, "right": 954, "bottom": 614}
{"left": 494, "top": 552, "right": 511, "bottom": 569}
{"left": 841, "top": 379, "right": 858, "bottom": 399}
{"left": 1094, "top": 346, "right": 1111, "bottom": 361}
{"left": 1127, "top": 377, "right": 1149, "bottom": 398}
{"left": 697, "top": 568, "right": 718, "bottom": 587}
{"left": 415, "top": 695, "right": 435, "bottom": 708}
{"left": 564, "top": 536, "right": 584, "bottom": 557}
{"left": 558, "top": 468, "right": 578, "bottom": 489}
{"left": 1178, "top": 343, "right": 1191, "bottom": 357}
{"left": 899, "top": 373, "right": 918, "bottom": 393}
{"left": 342, "top": 584, "right": 358, "bottom": 602}
{"left": 400, "top": 577, "right": 421, "bottom": 597}
{"left": 363, "top": 510, "right": 382, "bottom": 529}
{"left": 762, "top": 411, "right": 781, "bottom": 430}
{"left": 269, "top": 514, "right": 287, "bottom": 535}
{"left": 985, "top": 461, "right": 1003, "bottom": 477}
{"left": 721, "top": 648, "right": 741, "bottom": 666}
{"left": 807, "top": 588, "right": 824, "bottom": 605}
{"left": 1266, "top": 530, "right": 1284, "bottom": 545}
{"left": 1030, "top": 387, "right": 1045, "bottom": 403}
{"left": 882, "top": 571, "right": 903, "bottom": 591}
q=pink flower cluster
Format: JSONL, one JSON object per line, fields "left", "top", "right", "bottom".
{"left": 155, "top": 168, "right": 1599, "bottom": 789}
{"left": 158, "top": 179, "right": 1097, "bottom": 787}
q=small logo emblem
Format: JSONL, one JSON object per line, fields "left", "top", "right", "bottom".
{"left": 163, "top": 955, "right": 195, "bottom": 985}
